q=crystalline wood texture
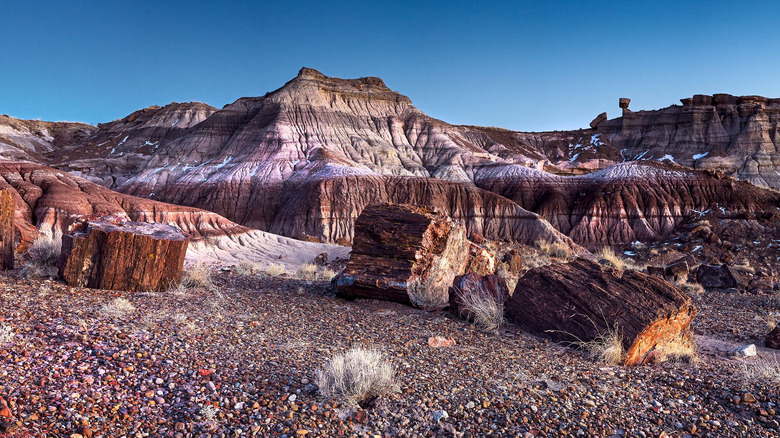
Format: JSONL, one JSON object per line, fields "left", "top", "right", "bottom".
{"left": 59, "top": 218, "right": 188, "bottom": 292}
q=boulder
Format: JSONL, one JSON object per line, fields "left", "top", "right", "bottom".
{"left": 507, "top": 258, "right": 696, "bottom": 366}
{"left": 450, "top": 273, "right": 510, "bottom": 322}
{"left": 697, "top": 264, "right": 745, "bottom": 289}
{"left": 666, "top": 255, "right": 698, "bottom": 281}
{"left": 619, "top": 98, "right": 631, "bottom": 110}
{"left": 0, "top": 190, "right": 13, "bottom": 270}
{"left": 59, "top": 217, "right": 189, "bottom": 292}
{"left": 589, "top": 112, "right": 608, "bottom": 129}
{"left": 766, "top": 327, "right": 780, "bottom": 350}
{"left": 335, "top": 204, "right": 469, "bottom": 310}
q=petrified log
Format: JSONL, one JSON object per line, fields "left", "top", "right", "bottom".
{"left": 0, "top": 190, "right": 13, "bottom": 270}
{"left": 507, "top": 258, "right": 696, "bottom": 366}
{"left": 450, "top": 273, "right": 510, "bottom": 322}
{"left": 335, "top": 204, "right": 469, "bottom": 309}
{"left": 59, "top": 217, "right": 189, "bottom": 292}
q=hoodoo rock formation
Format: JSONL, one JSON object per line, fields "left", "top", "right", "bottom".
{"left": 507, "top": 259, "right": 697, "bottom": 366}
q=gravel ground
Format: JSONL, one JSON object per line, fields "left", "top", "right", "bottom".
{"left": 0, "top": 271, "right": 779, "bottom": 437}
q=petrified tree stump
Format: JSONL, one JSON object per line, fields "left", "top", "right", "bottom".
{"left": 335, "top": 204, "right": 469, "bottom": 310}
{"left": 0, "top": 190, "right": 13, "bottom": 270}
{"left": 507, "top": 258, "right": 696, "bottom": 366}
{"left": 59, "top": 217, "right": 189, "bottom": 292}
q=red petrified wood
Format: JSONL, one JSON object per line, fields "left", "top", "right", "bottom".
{"left": 507, "top": 258, "right": 696, "bottom": 366}
{"left": 336, "top": 204, "right": 469, "bottom": 310}
{"left": 59, "top": 217, "right": 189, "bottom": 292}
{"left": 0, "top": 190, "right": 13, "bottom": 270}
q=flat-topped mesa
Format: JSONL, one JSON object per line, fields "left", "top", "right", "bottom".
{"left": 679, "top": 94, "right": 779, "bottom": 107}
{"left": 285, "top": 67, "right": 413, "bottom": 104}
{"left": 59, "top": 216, "right": 189, "bottom": 292}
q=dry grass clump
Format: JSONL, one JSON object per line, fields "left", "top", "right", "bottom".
{"left": 594, "top": 247, "right": 644, "bottom": 272}
{"left": 316, "top": 346, "right": 398, "bottom": 407}
{"left": 455, "top": 288, "right": 505, "bottom": 332}
{"left": 181, "top": 263, "right": 216, "bottom": 290}
{"left": 660, "top": 332, "right": 698, "bottom": 364}
{"left": 21, "top": 234, "right": 62, "bottom": 278}
{"left": 0, "top": 324, "right": 14, "bottom": 347}
{"left": 677, "top": 280, "right": 705, "bottom": 298}
{"left": 741, "top": 358, "right": 780, "bottom": 386}
{"left": 101, "top": 297, "right": 136, "bottom": 319}
{"left": 581, "top": 325, "right": 625, "bottom": 365}
{"left": 297, "top": 263, "right": 318, "bottom": 280}
{"left": 317, "top": 267, "right": 338, "bottom": 281}
{"left": 233, "top": 260, "right": 262, "bottom": 276}
{"left": 264, "top": 263, "right": 286, "bottom": 277}
{"left": 536, "top": 239, "right": 571, "bottom": 260}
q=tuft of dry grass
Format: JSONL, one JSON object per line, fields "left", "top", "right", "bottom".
{"left": 297, "top": 263, "right": 318, "bottom": 281}
{"left": 21, "top": 234, "right": 62, "bottom": 278}
{"left": 264, "top": 263, "right": 286, "bottom": 277}
{"left": 660, "top": 332, "right": 698, "bottom": 364}
{"left": 317, "top": 267, "right": 338, "bottom": 281}
{"left": 581, "top": 325, "right": 625, "bottom": 365}
{"left": 677, "top": 280, "right": 705, "bottom": 298}
{"left": 455, "top": 287, "right": 505, "bottom": 332}
{"left": 594, "top": 247, "right": 644, "bottom": 272}
{"left": 316, "top": 346, "right": 398, "bottom": 408}
{"left": 100, "top": 297, "right": 136, "bottom": 319}
{"left": 181, "top": 263, "right": 216, "bottom": 290}
{"left": 234, "top": 260, "right": 262, "bottom": 276}
{"left": 741, "top": 358, "right": 780, "bottom": 386}
{"left": 536, "top": 239, "right": 571, "bottom": 261}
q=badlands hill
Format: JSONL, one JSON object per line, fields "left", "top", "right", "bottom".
{"left": 1, "top": 68, "right": 779, "bottom": 248}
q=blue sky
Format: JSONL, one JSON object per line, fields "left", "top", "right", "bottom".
{"left": 2, "top": 1, "right": 779, "bottom": 131}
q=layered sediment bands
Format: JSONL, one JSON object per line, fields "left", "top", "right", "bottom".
{"left": 0, "top": 161, "right": 249, "bottom": 248}
{"left": 265, "top": 175, "right": 575, "bottom": 246}
{"left": 595, "top": 94, "right": 780, "bottom": 189}
{"left": 475, "top": 161, "right": 780, "bottom": 245}
{"left": 0, "top": 115, "right": 95, "bottom": 162}
{"left": 51, "top": 102, "right": 217, "bottom": 186}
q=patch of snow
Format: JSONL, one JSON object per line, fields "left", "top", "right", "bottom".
{"left": 692, "top": 245, "right": 702, "bottom": 252}
{"left": 623, "top": 251, "right": 636, "bottom": 256}
{"left": 692, "top": 152, "right": 709, "bottom": 160}
{"left": 591, "top": 134, "right": 603, "bottom": 146}
{"left": 634, "top": 150, "right": 650, "bottom": 160}
{"left": 171, "top": 118, "right": 180, "bottom": 127}
{"left": 658, "top": 154, "right": 676, "bottom": 163}
{"left": 215, "top": 156, "right": 233, "bottom": 169}
{"left": 569, "top": 153, "right": 580, "bottom": 163}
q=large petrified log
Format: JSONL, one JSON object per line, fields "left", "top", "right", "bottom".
{"left": 507, "top": 258, "right": 696, "bottom": 366}
{"left": 0, "top": 190, "right": 13, "bottom": 270}
{"left": 59, "top": 217, "right": 189, "bottom": 292}
{"left": 335, "top": 204, "right": 469, "bottom": 309}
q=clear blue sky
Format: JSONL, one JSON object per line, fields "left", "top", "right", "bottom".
{"left": 2, "top": 1, "right": 779, "bottom": 131}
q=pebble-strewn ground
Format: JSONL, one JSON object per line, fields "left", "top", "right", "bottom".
{"left": 0, "top": 271, "right": 779, "bottom": 438}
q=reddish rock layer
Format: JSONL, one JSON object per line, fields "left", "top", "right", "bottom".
{"left": 0, "top": 161, "right": 249, "bottom": 249}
